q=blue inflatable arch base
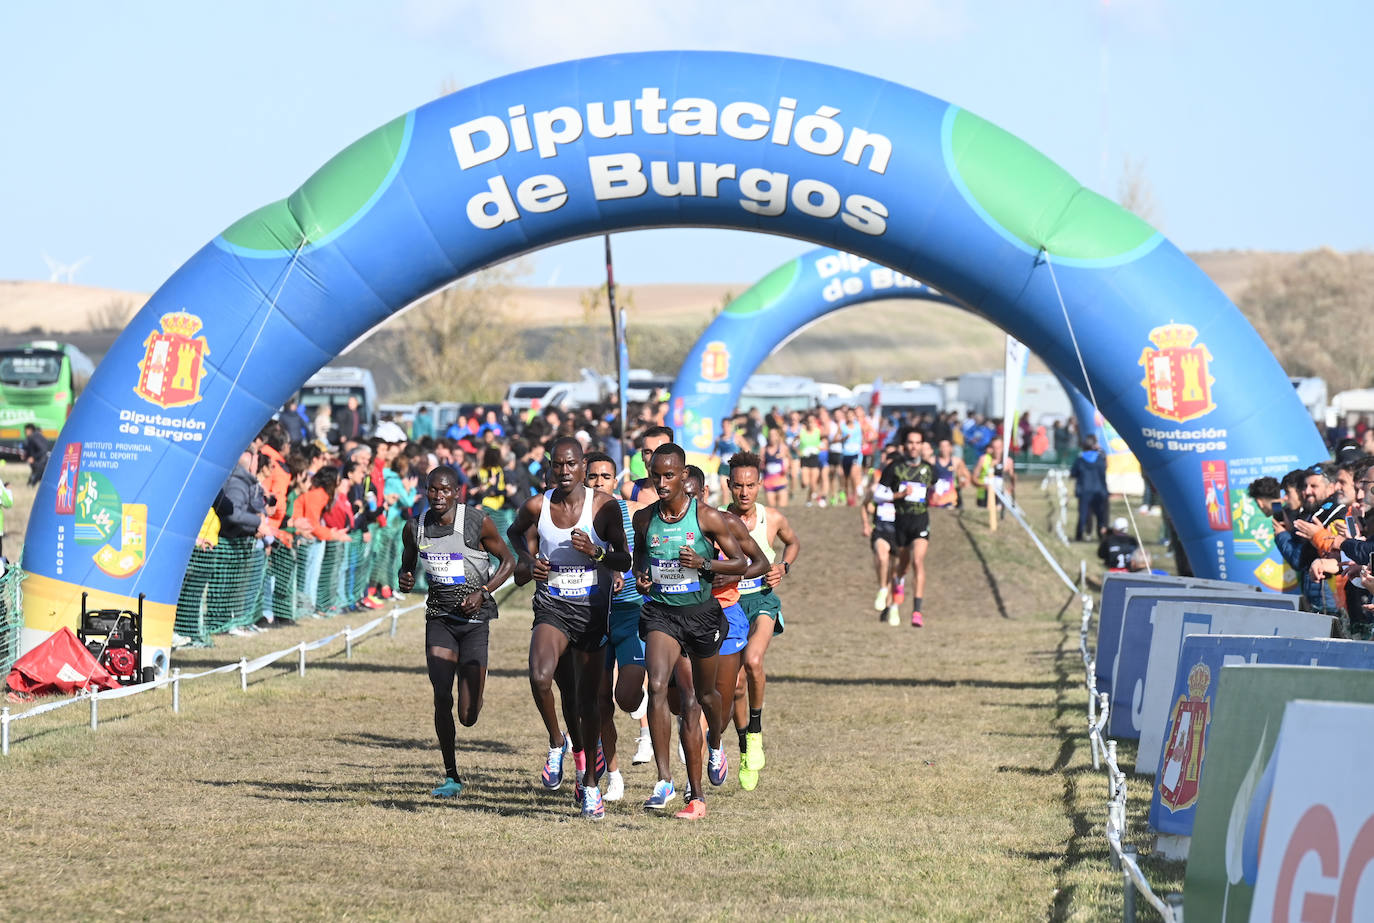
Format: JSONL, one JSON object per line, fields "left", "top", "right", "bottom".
{"left": 21, "top": 51, "right": 1319, "bottom": 672}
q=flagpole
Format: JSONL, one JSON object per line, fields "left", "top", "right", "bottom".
{"left": 605, "top": 234, "right": 630, "bottom": 474}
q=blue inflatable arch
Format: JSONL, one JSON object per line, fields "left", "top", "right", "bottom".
{"left": 667, "top": 246, "right": 1106, "bottom": 454}
{"left": 23, "top": 51, "right": 1319, "bottom": 670}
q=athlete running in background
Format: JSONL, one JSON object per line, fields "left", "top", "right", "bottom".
{"left": 633, "top": 443, "right": 749, "bottom": 818}
{"left": 398, "top": 466, "right": 516, "bottom": 798}
{"left": 880, "top": 427, "right": 935, "bottom": 627}
{"left": 761, "top": 428, "right": 792, "bottom": 508}
{"left": 584, "top": 451, "right": 652, "bottom": 802}
{"left": 621, "top": 425, "right": 674, "bottom": 512}
{"left": 508, "top": 437, "right": 631, "bottom": 819}
{"left": 862, "top": 448, "right": 900, "bottom": 621}
{"left": 724, "top": 451, "right": 800, "bottom": 790}
{"left": 929, "top": 438, "right": 970, "bottom": 510}
{"left": 797, "top": 414, "right": 824, "bottom": 506}
{"left": 840, "top": 407, "right": 864, "bottom": 506}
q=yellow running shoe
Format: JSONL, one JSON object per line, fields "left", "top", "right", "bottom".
{"left": 738, "top": 766, "right": 759, "bottom": 791}
{"left": 744, "top": 731, "right": 766, "bottom": 771}
{"left": 873, "top": 587, "right": 888, "bottom": 611}
{"left": 886, "top": 604, "right": 901, "bottom": 626}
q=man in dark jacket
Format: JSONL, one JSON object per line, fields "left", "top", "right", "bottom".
{"left": 1070, "top": 435, "right": 1109, "bottom": 541}
{"left": 278, "top": 399, "right": 308, "bottom": 445}
{"left": 21, "top": 423, "right": 50, "bottom": 487}
{"left": 215, "top": 450, "right": 268, "bottom": 540}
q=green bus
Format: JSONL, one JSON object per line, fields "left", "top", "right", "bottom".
{"left": 0, "top": 341, "right": 95, "bottom": 445}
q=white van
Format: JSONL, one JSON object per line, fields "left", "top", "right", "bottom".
{"left": 298, "top": 366, "right": 379, "bottom": 437}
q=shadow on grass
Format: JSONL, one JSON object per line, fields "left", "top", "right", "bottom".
{"left": 339, "top": 731, "right": 517, "bottom": 755}
{"left": 195, "top": 769, "right": 586, "bottom": 817}
{"left": 769, "top": 674, "right": 1057, "bottom": 691}
{"left": 951, "top": 512, "right": 1010, "bottom": 619}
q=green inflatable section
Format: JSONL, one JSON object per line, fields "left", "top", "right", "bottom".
{"left": 722, "top": 258, "right": 801, "bottom": 316}
{"left": 946, "top": 109, "right": 1156, "bottom": 261}
{"left": 221, "top": 114, "right": 410, "bottom": 253}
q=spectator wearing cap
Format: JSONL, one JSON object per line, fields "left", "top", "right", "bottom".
{"left": 1098, "top": 517, "right": 1144, "bottom": 572}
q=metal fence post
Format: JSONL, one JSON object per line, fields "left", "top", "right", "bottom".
{"left": 298, "top": 642, "right": 307, "bottom": 677}
{"left": 172, "top": 668, "right": 181, "bottom": 714}
{"left": 89, "top": 693, "right": 99, "bottom": 731}
{"left": 1, "top": 706, "right": 9, "bottom": 756}
{"left": 239, "top": 657, "right": 248, "bottom": 692}
{"left": 390, "top": 611, "right": 400, "bottom": 638}
{"left": 1121, "top": 845, "right": 1138, "bottom": 923}
{"left": 345, "top": 626, "right": 353, "bottom": 660}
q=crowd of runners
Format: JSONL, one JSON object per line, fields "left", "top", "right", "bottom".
{"left": 234, "top": 394, "right": 1032, "bottom": 818}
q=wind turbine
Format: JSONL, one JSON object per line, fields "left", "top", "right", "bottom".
{"left": 41, "top": 252, "right": 91, "bottom": 284}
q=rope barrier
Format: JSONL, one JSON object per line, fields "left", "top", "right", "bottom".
{"left": 987, "top": 476, "right": 1180, "bottom": 921}
{"left": 0, "top": 601, "right": 424, "bottom": 754}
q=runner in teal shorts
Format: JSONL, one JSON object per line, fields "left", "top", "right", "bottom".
{"left": 724, "top": 451, "right": 801, "bottom": 790}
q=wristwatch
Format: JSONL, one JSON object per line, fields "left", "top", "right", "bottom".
{"left": 782, "top": 561, "right": 791, "bottom": 575}
{"left": 593, "top": 545, "right": 607, "bottom": 563}
{"left": 480, "top": 585, "right": 494, "bottom": 602}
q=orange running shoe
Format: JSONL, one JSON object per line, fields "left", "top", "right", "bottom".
{"left": 673, "top": 798, "right": 707, "bottom": 820}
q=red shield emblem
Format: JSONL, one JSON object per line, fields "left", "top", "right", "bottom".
{"left": 1159, "top": 662, "right": 1212, "bottom": 812}
{"left": 1138, "top": 323, "right": 1215, "bottom": 423}
{"left": 135, "top": 311, "right": 209, "bottom": 409}
{"left": 701, "top": 341, "right": 730, "bottom": 383}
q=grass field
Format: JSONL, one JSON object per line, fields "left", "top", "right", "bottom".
{"left": 0, "top": 489, "right": 1178, "bottom": 920}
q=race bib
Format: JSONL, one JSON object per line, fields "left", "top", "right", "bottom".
{"left": 738, "top": 576, "right": 764, "bottom": 593}
{"left": 651, "top": 557, "right": 700, "bottom": 594}
{"left": 421, "top": 551, "right": 465, "bottom": 585}
{"left": 934, "top": 478, "right": 952, "bottom": 495}
{"left": 765, "top": 460, "right": 784, "bottom": 475}
{"left": 548, "top": 565, "right": 596, "bottom": 599}
{"left": 902, "top": 481, "right": 928, "bottom": 503}
{"left": 877, "top": 502, "right": 896, "bottom": 523}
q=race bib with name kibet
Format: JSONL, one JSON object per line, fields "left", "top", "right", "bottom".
{"left": 548, "top": 565, "right": 597, "bottom": 599}
{"left": 422, "top": 551, "right": 465, "bottom": 585}
{"left": 651, "top": 557, "right": 700, "bottom": 594}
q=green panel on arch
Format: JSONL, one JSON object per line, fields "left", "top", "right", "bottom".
{"left": 722, "top": 258, "right": 802, "bottom": 316}
{"left": 948, "top": 109, "right": 1156, "bottom": 261}
{"left": 221, "top": 114, "right": 409, "bottom": 252}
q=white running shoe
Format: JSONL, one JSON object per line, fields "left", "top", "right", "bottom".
{"left": 632, "top": 733, "right": 654, "bottom": 765}
{"left": 630, "top": 691, "right": 648, "bottom": 721}
{"left": 604, "top": 770, "right": 625, "bottom": 802}
{"left": 886, "top": 604, "right": 901, "bottom": 627}
{"left": 873, "top": 587, "right": 889, "bottom": 611}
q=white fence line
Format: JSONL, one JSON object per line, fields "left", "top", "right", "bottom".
{"left": 988, "top": 484, "right": 1182, "bottom": 922}
{"left": 1, "top": 601, "right": 424, "bottom": 756}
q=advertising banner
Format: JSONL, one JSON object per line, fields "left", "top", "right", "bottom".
{"left": 1107, "top": 590, "right": 1302, "bottom": 739}
{"left": 23, "top": 51, "right": 1322, "bottom": 667}
{"left": 1184, "top": 665, "right": 1374, "bottom": 923}
{"left": 1148, "top": 635, "right": 1374, "bottom": 841}
{"left": 1094, "top": 573, "right": 1257, "bottom": 693}
{"left": 1247, "top": 700, "right": 1374, "bottom": 923}
{"left": 1133, "top": 605, "right": 1333, "bottom": 773}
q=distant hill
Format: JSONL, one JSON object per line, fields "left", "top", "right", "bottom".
{"left": 0, "top": 250, "right": 1311, "bottom": 397}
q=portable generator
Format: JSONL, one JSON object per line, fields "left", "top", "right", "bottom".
{"left": 77, "top": 592, "right": 154, "bottom": 686}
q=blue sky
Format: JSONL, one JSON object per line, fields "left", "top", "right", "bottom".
{"left": 2, "top": 0, "right": 1369, "bottom": 293}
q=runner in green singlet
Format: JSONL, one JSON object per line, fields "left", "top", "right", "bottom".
{"left": 632, "top": 443, "right": 749, "bottom": 819}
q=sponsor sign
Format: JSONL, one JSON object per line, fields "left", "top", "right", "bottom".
{"left": 1095, "top": 573, "right": 1255, "bottom": 693}
{"left": 1247, "top": 700, "right": 1374, "bottom": 923}
{"left": 1184, "top": 665, "right": 1374, "bottom": 923}
{"left": 1105, "top": 589, "right": 1300, "bottom": 740}
{"left": 1204, "top": 459, "right": 1231, "bottom": 531}
{"left": 134, "top": 310, "right": 209, "bottom": 409}
{"left": 1149, "top": 636, "right": 1374, "bottom": 842}
{"left": 1133, "top": 604, "right": 1333, "bottom": 773}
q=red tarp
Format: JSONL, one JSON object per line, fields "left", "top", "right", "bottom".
{"left": 6, "top": 627, "right": 121, "bottom": 696}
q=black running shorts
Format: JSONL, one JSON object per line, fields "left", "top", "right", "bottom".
{"left": 639, "top": 598, "right": 728, "bottom": 659}
{"left": 870, "top": 522, "right": 897, "bottom": 548}
{"left": 425, "top": 617, "right": 491, "bottom": 668}
{"left": 532, "top": 593, "right": 609, "bottom": 652}
{"left": 894, "top": 511, "right": 930, "bottom": 546}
